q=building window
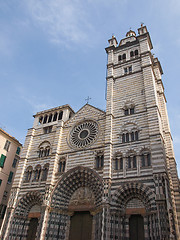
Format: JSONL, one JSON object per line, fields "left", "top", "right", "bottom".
{"left": 118, "top": 55, "right": 122, "bottom": 61}
{"left": 41, "top": 164, "right": 49, "bottom": 181}
{"left": 115, "top": 157, "right": 123, "bottom": 170}
{"left": 38, "top": 142, "right": 51, "bottom": 158}
{"left": 122, "top": 53, "right": 126, "bottom": 60}
{"left": 0, "top": 204, "right": 7, "bottom": 219}
{"left": 59, "top": 159, "right": 66, "bottom": 173}
{"left": 25, "top": 167, "right": 33, "bottom": 182}
{"left": 43, "top": 115, "right": 48, "bottom": 124}
{"left": 48, "top": 114, "right": 53, "bottom": 123}
{"left": 16, "top": 147, "right": 21, "bottom": 155}
{"left": 122, "top": 134, "right": 125, "bottom": 143}
{"left": 130, "top": 51, "right": 134, "bottom": 57}
{"left": 43, "top": 126, "right": 52, "bottom": 134}
{"left": 4, "top": 140, "right": 11, "bottom": 151}
{"left": 7, "top": 171, "right": 14, "bottom": 184}
{"left": 124, "top": 107, "right": 135, "bottom": 115}
{"left": 135, "top": 49, "right": 138, "bottom": 56}
{"left": 135, "top": 131, "right": 139, "bottom": 141}
{"left": 126, "top": 133, "right": 129, "bottom": 142}
{"left": 0, "top": 154, "right": 6, "bottom": 168}
{"left": 39, "top": 116, "right": 43, "bottom": 124}
{"left": 12, "top": 158, "right": 18, "bottom": 168}
{"left": 58, "top": 111, "right": 63, "bottom": 120}
{"left": 130, "top": 50, "right": 138, "bottom": 58}
{"left": 33, "top": 166, "right": 41, "bottom": 182}
{"left": 124, "top": 66, "right": 132, "bottom": 75}
{"left": 127, "top": 155, "right": 137, "bottom": 169}
{"left": 3, "top": 191, "right": 8, "bottom": 200}
{"left": 96, "top": 154, "right": 104, "bottom": 169}
{"left": 141, "top": 152, "right": 151, "bottom": 167}
{"left": 53, "top": 112, "right": 58, "bottom": 121}
{"left": 122, "top": 131, "right": 138, "bottom": 143}
{"left": 124, "top": 67, "right": 128, "bottom": 74}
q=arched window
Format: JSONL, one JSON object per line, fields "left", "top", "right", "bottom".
{"left": 122, "top": 53, "right": 126, "bottom": 60}
{"left": 48, "top": 114, "right": 53, "bottom": 123}
{"left": 131, "top": 132, "right": 135, "bottom": 141}
{"left": 33, "top": 165, "right": 41, "bottom": 182}
{"left": 135, "top": 131, "right": 139, "bottom": 141}
{"left": 38, "top": 148, "right": 44, "bottom": 158}
{"left": 38, "top": 141, "right": 51, "bottom": 158}
{"left": 135, "top": 49, "right": 138, "bottom": 56}
{"left": 59, "top": 158, "right": 66, "bottom": 173}
{"left": 58, "top": 111, "right": 63, "bottom": 120}
{"left": 127, "top": 152, "right": 137, "bottom": 169}
{"left": 44, "top": 147, "right": 50, "bottom": 157}
{"left": 140, "top": 150, "right": 151, "bottom": 167}
{"left": 122, "top": 134, "right": 125, "bottom": 143}
{"left": 39, "top": 116, "right": 43, "bottom": 124}
{"left": 118, "top": 55, "right": 122, "bottom": 61}
{"left": 130, "top": 107, "right": 134, "bottom": 114}
{"left": 114, "top": 153, "right": 123, "bottom": 170}
{"left": 53, "top": 112, "right": 58, "bottom": 121}
{"left": 41, "top": 164, "right": 49, "bottom": 181}
{"left": 95, "top": 153, "right": 104, "bottom": 169}
{"left": 130, "top": 51, "right": 134, "bottom": 57}
{"left": 43, "top": 115, "right": 48, "bottom": 124}
{"left": 25, "top": 166, "right": 33, "bottom": 182}
{"left": 124, "top": 109, "right": 129, "bottom": 115}
{"left": 126, "top": 133, "right": 129, "bottom": 142}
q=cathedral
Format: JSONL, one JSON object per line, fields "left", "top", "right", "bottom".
{"left": 1, "top": 25, "right": 180, "bottom": 240}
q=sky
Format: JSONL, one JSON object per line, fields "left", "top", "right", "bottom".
{"left": 0, "top": 0, "right": 180, "bottom": 174}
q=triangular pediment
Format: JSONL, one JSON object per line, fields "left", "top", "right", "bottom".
{"left": 64, "top": 104, "right": 105, "bottom": 127}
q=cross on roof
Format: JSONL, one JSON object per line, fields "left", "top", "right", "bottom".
{"left": 85, "top": 96, "right": 91, "bottom": 104}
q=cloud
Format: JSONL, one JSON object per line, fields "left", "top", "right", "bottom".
{"left": 24, "top": 0, "right": 95, "bottom": 48}
{"left": 24, "top": 0, "right": 128, "bottom": 48}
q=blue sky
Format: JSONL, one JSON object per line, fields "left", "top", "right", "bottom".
{"left": 0, "top": 0, "right": 180, "bottom": 174}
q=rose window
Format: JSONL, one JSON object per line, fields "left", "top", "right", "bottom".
{"left": 69, "top": 121, "right": 99, "bottom": 149}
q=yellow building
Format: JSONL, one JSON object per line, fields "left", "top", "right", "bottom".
{"left": 0, "top": 128, "right": 22, "bottom": 227}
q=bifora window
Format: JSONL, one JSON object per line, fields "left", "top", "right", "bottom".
{"left": 69, "top": 121, "right": 99, "bottom": 149}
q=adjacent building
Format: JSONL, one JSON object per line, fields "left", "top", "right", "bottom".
{"left": 1, "top": 25, "right": 180, "bottom": 240}
{"left": 0, "top": 128, "right": 22, "bottom": 227}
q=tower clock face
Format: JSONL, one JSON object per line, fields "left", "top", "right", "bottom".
{"left": 69, "top": 120, "right": 99, "bottom": 149}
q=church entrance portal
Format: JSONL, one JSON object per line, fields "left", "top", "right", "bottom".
{"left": 129, "top": 214, "right": 145, "bottom": 240}
{"left": 27, "top": 218, "right": 38, "bottom": 240}
{"left": 69, "top": 211, "right": 92, "bottom": 240}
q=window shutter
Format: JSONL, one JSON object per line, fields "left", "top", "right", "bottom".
{"left": 16, "top": 147, "right": 21, "bottom": 155}
{"left": 8, "top": 171, "right": 14, "bottom": 183}
{"left": 0, "top": 154, "right": 6, "bottom": 168}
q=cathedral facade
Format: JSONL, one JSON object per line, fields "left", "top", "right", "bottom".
{"left": 1, "top": 25, "right": 180, "bottom": 240}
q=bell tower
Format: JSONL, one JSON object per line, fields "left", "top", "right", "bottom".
{"left": 105, "top": 25, "right": 180, "bottom": 239}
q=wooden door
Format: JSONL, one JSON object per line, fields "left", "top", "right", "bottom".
{"left": 69, "top": 211, "right": 92, "bottom": 240}
{"left": 129, "top": 214, "right": 144, "bottom": 240}
{"left": 27, "top": 218, "right": 38, "bottom": 240}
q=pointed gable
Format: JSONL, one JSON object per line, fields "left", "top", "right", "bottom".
{"left": 64, "top": 104, "right": 105, "bottom": 127}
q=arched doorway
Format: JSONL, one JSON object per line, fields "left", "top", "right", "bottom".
{"left": 69, "top": 211, "right": 92, "bottom": 240}
{"left": 129, "top": 214, "right": 144, "bottom": 240}
{"left": 27, "top": 218, "right": 39, "bottom": 240}
{"left": 47, "top": 166, "right": 103, "bottom": 240}
{"left": 68, "top": 187, "right": 95, "bottom": 240}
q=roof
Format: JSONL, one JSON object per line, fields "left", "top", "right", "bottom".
{"left": 34, "top": 104, "right": 75, "bottom": 117}
{"left": 0, "top": 128, "right": 22, "bottom": 146}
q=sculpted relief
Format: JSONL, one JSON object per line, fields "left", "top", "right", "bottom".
{"left": 69, "top": 187, "right": 95, "bottom": 210}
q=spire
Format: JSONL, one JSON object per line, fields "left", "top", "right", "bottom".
{"left": 108, "top": 35, "right": 118, "bottom": 47}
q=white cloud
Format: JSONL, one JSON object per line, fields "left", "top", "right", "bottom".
{"left": 25, "top": 0, "right": 95, "bottom": 48}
